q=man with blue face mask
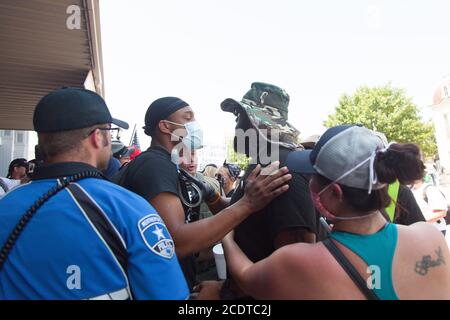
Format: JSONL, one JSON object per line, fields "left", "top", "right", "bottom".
{"left": 112, "top": 97, "right": 292, "bottom": 296}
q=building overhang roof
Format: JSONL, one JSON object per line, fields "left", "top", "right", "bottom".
{"left": 0, "top": 0, "right": 104, "bottom": 130}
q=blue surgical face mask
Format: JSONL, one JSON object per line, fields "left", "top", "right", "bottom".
{"left": 165, "top": 120, "right": 203, "bottom": 150}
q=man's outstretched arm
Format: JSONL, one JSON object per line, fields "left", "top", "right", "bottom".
{"left": 150, "top": 162, "right": 292, "bottom": 258}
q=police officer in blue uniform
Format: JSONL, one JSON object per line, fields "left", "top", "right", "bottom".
{"left": 0, "top": 88, "right": 189, "bottom": 300}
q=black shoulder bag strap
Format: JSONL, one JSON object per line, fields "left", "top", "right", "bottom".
{"left": 323, "top": 237, "right": 380, "bottom": 300}
{"left": 65, "top": 182, "right": 128, "bottom": 272}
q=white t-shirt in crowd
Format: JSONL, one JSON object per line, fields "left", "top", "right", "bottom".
{"left": 0, "top": 177, "right": 21, "bottom": 197}
{"left": 411, "top": 183, "right": 448, "bottom": 232}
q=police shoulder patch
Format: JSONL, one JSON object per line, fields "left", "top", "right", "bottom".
{"left": 138, "top": 214, "right": 175, "bottom": 259}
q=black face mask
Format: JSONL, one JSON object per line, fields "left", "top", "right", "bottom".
{"left": 233, "top": 111, "right": 254, "bottom": 157}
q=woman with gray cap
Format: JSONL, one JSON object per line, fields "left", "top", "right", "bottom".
{"left": 222, "top": 124, "right": 450, "bottom": 299}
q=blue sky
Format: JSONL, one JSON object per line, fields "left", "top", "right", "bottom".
{"left": 99, "top": 0, "right": 450, "bottom": 148}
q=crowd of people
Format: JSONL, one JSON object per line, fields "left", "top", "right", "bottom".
{"left": 0, "top": 83, "right": 449, "bottom": 300}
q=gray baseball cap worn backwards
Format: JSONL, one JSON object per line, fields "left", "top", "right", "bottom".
{"left": 33, "top": 87, "right": 129, "bottom": 133}
{"left": 287, "top": 125, "right": 388, "bottom": 193}
{"left": 221, "top": 82, "right": 302, "bottom": 150}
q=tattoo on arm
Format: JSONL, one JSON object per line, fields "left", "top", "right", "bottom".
{"left": 414, "top": 247, "right": 446, "bottom": 276}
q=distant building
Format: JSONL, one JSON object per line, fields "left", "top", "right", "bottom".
{"left": 197, "top": 139, "right": 228, "bottom": 171}
{"left": 0, "top": 130, "right": 29, "bottom": 176}
{"left": 430, "top": 78, "right": 450, "bottom": 175}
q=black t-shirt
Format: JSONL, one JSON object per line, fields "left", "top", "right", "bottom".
{"left": 112, "top": 146, "right": 179, "bottom": 202}
{"left": 111, "top": 146, "right": 198, "bottom": 290}
{"left": 230, "top": 148, "right": 318, "bottom": 263}
{"left": 391, "top": 185, "right": 425, "bottom": 225}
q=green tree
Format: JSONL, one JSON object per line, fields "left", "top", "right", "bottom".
{"left": 324, "top": 84, "right": 437, "bottom": 158}
{"left": 226, "top": 138, "right": 250, "bottom": 170}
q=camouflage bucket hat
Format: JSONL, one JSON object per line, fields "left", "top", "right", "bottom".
{"left": 221, "top": 82, "right": 302, "bottom": 150}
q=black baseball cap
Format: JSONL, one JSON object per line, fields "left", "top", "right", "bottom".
{"left": 111, "top": 140, "right": 135, "bottom": 159}
{"left": 33, "top": 87, "right": 129, "bottom": 133}
{"left": 7, "top": 158, "right": 28, "bottom": 178}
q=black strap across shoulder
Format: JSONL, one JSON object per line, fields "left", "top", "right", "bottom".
{"left": 0, "top": 172, "right": 127, "bottom": 274}
{"left": 65, "top": 183, "right": 127, "bottom": 271}
{"left": 323, "top": 237, "right": 380, "bottom": 300}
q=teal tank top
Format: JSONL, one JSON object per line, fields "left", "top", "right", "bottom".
{"left": 330, "top": 223, "right": 399, "bottom": 300}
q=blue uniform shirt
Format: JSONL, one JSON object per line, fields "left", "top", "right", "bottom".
{"left": 0, "top": 162, "right": 189, "bottom": 300}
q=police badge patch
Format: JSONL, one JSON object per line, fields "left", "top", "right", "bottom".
{"left": 138, "top": 214, "right": 175, "bottom": 259}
